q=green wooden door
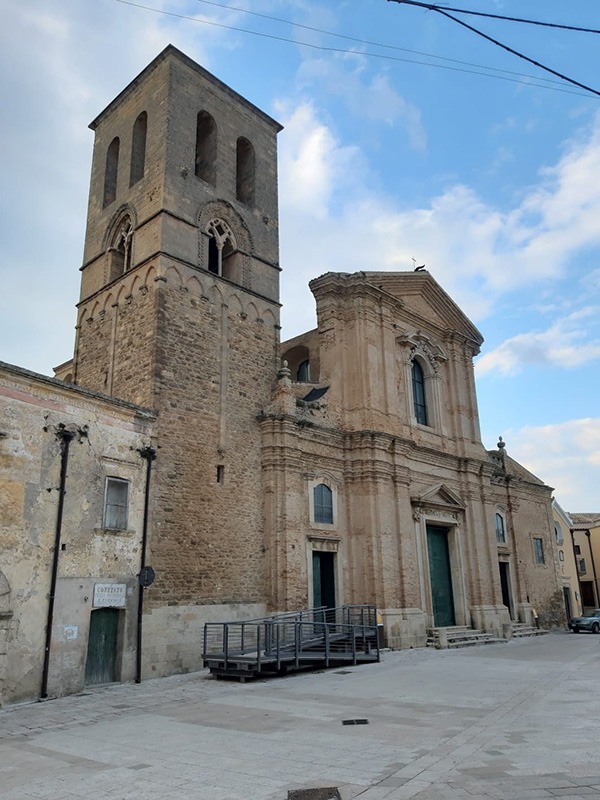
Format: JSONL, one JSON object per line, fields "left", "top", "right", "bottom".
{"left": 85, "top": 608, "right": 119, "bottom": 685}
{"left": 427, "top": 525, "right": 456, "bottom": 627}
{"left": 313, "top": 551, "right": 336, "bottom": 610}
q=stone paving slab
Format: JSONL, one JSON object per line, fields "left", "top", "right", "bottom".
{"left": 1, "top": 633, "right": 600, "bottom": 799}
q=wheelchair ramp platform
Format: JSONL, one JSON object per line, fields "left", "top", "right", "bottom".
{"left": 203, "top": 605, "right": 380, "bottom": 680}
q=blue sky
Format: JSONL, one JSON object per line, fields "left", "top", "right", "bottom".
{"left": 1, "top": 0, "right": 599, "bottom": 511}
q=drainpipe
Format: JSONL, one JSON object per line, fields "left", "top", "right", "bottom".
{"left": 136, "top": 446, "right": 156, "bottom": 684}
{"left": 41, "top": 427, "right": 75, "bottom": 699}
{"left": 585, "top": 529, "right": 600, "bottom": 607}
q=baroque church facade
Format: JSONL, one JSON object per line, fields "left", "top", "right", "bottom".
{"left": 0, "top": 46, "right": 564, "bottom": 705}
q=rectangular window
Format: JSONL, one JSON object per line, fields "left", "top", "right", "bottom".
{"left": 103, "top": 477, "right": 129, "bottom": 530}
{"left": 574, "top": 545, "right": 581, "bottom": 555}
{"left": 533, "top": 537, "right": 545, "bottom": 565}
{"left": 578, "top": 558, "right": 587, "bottom": 575}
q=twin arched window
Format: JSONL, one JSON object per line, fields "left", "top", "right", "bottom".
{"left": 103, "top": 112, "right": 148, "bottom": 208}
{"left": 206, "top": 218, "right": 236, "bottom": 278}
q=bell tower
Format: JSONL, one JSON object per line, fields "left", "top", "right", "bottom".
{"left": 72, "top": 46, "right": 283, "bottom": 675}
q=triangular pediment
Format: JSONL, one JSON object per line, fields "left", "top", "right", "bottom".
{"left": 412, "top": 483, "right": 465, "bottom": 510}
{"left": 364, "top": 272, "right": 483, "bottom": 349}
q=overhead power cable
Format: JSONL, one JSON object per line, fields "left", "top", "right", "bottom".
{"left": 388, "top": 0, "right": 600, "bottom": 98}
{"left": 191, "top": 0, "right": 570, "bottom": 88}
{"left": 115, "top": 0, "right": 597, "bottom": 98}
{"left": 388, "top": 0, "right": 600, "bottom": 35}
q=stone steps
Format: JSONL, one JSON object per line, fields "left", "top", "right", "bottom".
{"left": 511, "top": 623, "right": 547, "bottom": 638}
{"left": 426, "top": 626, "right": 505, "bottom": 649}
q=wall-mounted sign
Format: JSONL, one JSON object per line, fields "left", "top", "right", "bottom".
{"left": 93, "top": 583, "right": 127, "bottom": 608}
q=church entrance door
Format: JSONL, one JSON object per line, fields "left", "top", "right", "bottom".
{"left": 85, "top": 608, "right": 119, "bottom": 685}
{"left": 427, "top": 525, "right": 456, "bottom": 627}
{"left": 313, "top": 551, "right": 336, "bottom": 621}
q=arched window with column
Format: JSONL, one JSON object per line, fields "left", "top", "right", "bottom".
{"left": 206, "top": 218, "right": 236, "bottom": 279}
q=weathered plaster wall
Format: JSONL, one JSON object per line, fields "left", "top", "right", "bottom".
{"left": 0, "top": 363, "right": 155, "bottom": 705}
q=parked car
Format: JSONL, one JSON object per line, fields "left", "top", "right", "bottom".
{"left": 569, "top": 609, "right": 600, "bottom": 633}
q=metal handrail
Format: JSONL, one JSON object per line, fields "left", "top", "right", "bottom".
{"left": 203, "top": 604, "right": 380, "bottom": 676}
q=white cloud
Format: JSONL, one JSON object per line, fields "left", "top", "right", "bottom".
{"left": 476, "top": 307, "right": 600, "bottom": 376}
{"left": 277, "top": 103, "right": 600, "bottom": 339}
{"left": 503, "top": 419, "right": 600, "bottom": 512}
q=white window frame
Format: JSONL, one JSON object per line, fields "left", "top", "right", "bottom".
{"left": 103, "top": 477, "right": 130, "bottom": 531}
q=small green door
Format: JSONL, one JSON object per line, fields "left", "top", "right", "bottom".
{"left": 427, "top": 525, "right": 456, "bottom": 627}
{"left": 85, "top": 608, "right": 119, "bottom": 685}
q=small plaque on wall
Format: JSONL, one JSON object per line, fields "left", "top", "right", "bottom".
{"left": 93, "top": 583, "right": 127, "bottom": 608}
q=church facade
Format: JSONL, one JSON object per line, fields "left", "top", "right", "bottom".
{"left": 0, "top": 46, "right": 565, "bottom": 705}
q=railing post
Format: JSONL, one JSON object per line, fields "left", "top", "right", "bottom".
{"left": 295, "top": 621, "right": 300, "bottom": 669}
{"left": 241, "top": 622, "right": 245, "bottom": 654}
{"left": 352, "top": 624, "right": 357, "bottom": 665}
{"left": 325, "top": 623, "right": 330, "bottom": 667}
{"left": 276, "top": 623, "right": 281, "bottom": 671}
{"left": 256, "top": 625, "right": 262, "bottom": 672}
{"left": 203, "top": 624, "right": 208, "bottom": 660}
{"left": 224, "top": 624, "right": 229, "bottom": 670}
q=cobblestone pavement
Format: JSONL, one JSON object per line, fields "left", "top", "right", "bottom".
{"left": 1, "top": 632, "right": 599, "bottom": 800}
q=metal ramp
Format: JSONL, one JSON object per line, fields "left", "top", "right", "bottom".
{"left": 203, "top": 605, "right": 380, "bottom": 680}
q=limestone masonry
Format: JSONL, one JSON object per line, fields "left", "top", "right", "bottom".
{"left": 0, "top": 45, "right": 566, "bottom": 705}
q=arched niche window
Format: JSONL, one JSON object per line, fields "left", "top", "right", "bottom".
{"left": 297, "top": 360, "right": 310, "bottom": 382}
{"left": 103, "top": 137, "right": 120, "bottom": 208}
{"left": 236, "top": 137, "right": 255, "bottom": 206}
{"left": 108, "top": 215, "right": 134, "bottom": 281}
{"left": 130, "top": 111, "right": 147, "bottom": 187}
{"left": 554, "top": 522, "right": 564, "bottom": 545}
{"left": 411, "top": 358, "right": 428, "bottom": 426}
{"left": 313, "top": 483, "right": 333, "bottom": 525}
{"left": 196, "top": 111, "right": 217, "bottom": 185}
{"left": 495, "top": 512, "right": 506, "bottom": 544}
{"left": 206, "top": 218, "right": 236, "bottom": 279}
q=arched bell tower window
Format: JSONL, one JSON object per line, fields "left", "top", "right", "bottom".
{"left": 108, "top": 216, "right": 134, "bottom": 282}
{"left": 103, "top": 137, "right": 120, "bottom": 208}
{"left": 236, "top": 137, "right": 255, "bottom": 206}
{"left": 206, "top": 218, "right": 236, "bottom": 278}
{"left": 196, "top": 111, "right": 217, "bottom": 185}
{"left": 411, "top": 358, "right": 428, "bottom": 426}
{"left": 129, "top": 111, "right": 147, "bottom": 187}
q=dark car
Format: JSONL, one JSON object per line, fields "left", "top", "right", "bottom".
{"left": 569, "top": 609, "right": 600, "bottom": 633}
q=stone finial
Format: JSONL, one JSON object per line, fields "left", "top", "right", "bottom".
{"left": 497, "top": 436, "right": 506, "bottom": 451}
{"left": 277, "top": 359, "right": 291, "bottom": 383}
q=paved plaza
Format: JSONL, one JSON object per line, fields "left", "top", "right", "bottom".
{"left": 1, "top": 632, "right": 599, "bottom": 800}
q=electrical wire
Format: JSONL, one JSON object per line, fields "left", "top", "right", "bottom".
{"left": 191, "top": 0, "right": 570, "bottom": 88}
{"left": 388, "top": 0, "right": 600, "bottom": 35}
{"left": 389, "top": 0, "right": 600, "bottom": 97}
{"left": 114, "top": 0, "right": 597, "bottom": 98}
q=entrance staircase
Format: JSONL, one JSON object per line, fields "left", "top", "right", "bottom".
{"left": 203, "top": 605, "right": 380, "bottom": 681}
{"left": 427, "top": 626, "right": 505, "bottom": 649}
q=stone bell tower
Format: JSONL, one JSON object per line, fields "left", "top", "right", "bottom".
{"left": 72, "top": 46, "right": 283, "bottom": 676}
